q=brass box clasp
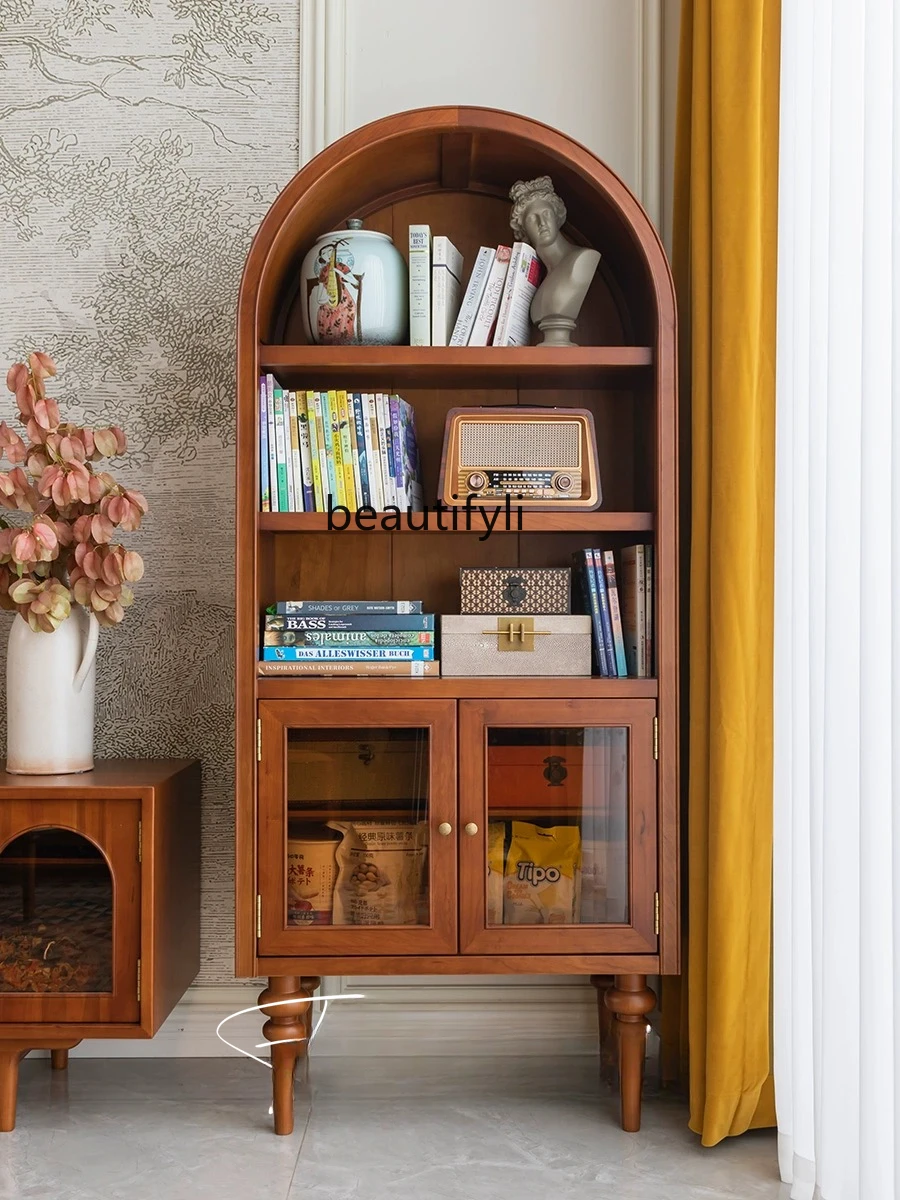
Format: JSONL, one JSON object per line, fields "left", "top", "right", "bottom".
{"left": 482, "top": 617, "right": 551, "bottom": 651}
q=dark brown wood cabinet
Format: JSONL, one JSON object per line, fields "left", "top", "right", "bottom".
{"left": 235, "top": 106, "right": 679, "bottom": 1136}
{"left": 0, "top": 759, "right": 201, "bottom": 1130}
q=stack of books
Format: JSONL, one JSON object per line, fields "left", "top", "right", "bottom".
{"left": 259, "top": 375, "right": 423, "bottom": 513}
{"left": 575, "top": 545, "right": 653, "bottom": 678}
{"left": 408, "top": 227, "right": 543, "bottom": 348}
{"left": 259, "top": 600, "right": 439, "bottom": 677}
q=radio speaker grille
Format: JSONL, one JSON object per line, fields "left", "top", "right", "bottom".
{"left": 459, "top": 420, "right": 581, "bottom": 469}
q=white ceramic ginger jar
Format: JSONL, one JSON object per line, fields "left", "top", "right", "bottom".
{"left": 300, "top": 218, "right": 408, "bottom": 346}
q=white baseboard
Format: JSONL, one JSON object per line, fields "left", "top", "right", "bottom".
{"left": 46, "top": 983, "right": 599, "bottom": 1058}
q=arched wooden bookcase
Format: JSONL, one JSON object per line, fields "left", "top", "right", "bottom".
{"left": 236, "top": 106, "right": 678, "bottom": 1136}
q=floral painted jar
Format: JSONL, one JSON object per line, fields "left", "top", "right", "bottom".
{"left": 300, "top": 218, "right": 408, "bottom": 346}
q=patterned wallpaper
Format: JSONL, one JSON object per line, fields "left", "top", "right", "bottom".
{"left": 0, "top": 0, "right": 300, "bottom": 983}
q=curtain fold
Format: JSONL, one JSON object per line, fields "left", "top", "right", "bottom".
{"left": 672, "top": 0, "right": 781, "bottom": 1146}
{"left": 773, "top": 1, "right": 900, "bottom": 1197}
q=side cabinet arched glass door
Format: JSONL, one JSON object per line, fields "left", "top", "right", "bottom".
{"left": 0, "top": 800, "right": 141, "bottom": 1024}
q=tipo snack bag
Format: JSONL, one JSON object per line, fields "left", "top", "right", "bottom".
{"left": 327, "top": 820, "right": 428, "bottom": 925}
{"left": 504, "top": 821, "right": 581, "bottom": 925}
{"left": 487, "top": 821, "right": 506, "bottom": 924}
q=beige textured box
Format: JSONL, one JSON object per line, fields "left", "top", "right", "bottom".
{"left": 440, "top": 615, "right": 592, "bottom": 676}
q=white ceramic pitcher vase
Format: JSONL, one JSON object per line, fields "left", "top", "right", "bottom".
{"left": 6, "top": 605, "right": 99, "bottom": 774}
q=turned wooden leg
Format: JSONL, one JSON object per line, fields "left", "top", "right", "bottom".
{"left": 605, "top": 974, "right": 656, "bottom": 1132}
{"left": 590, "top": 974, "right": 615, "bottom": 1082}
{"left": 258, "top": 976, "right": 318, "bottom": 1135}
{"left": 0, "top": 1049, "right": 27, "bottom": 1133}
{"left": 50, "top": 1049, "right": 69, "bottom": 1071}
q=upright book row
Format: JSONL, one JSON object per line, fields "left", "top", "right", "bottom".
{"left": 408, "top": 226, "right": 543, "bottom": 347}
{"left": 577, "top": 546, "right": 654, "bottom": 678}
{"left": 259, "top": 375, "right": 423, "bottom": 513}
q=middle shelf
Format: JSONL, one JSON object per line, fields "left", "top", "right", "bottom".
{"left": 258, "top": 511, "right": 655, "bottom": 533}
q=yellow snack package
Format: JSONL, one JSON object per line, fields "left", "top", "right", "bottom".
{"left": 503, "top": 821, "right": 581, "bottom": 925}
{"left": 487, "top": 821, "right": 506, "bottom": 924}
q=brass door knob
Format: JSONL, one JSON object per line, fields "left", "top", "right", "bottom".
{"left": 464, "top": 822, "right": 479, "bottom": 836}
{"left": 437, "top": 822, "right": 453, "bottom": 836}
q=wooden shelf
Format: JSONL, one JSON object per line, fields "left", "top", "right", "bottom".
{"left": 258, "top": 511, "right": 654, "bottom": 534}
{"left": 258, "top": 344, "right": 653, "bottom": 388}
{"left": 258, "top": 676, "right": 658, "bottom": 700}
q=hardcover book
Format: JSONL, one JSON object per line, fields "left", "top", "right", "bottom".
{"left": 272, "top": 383, "right": 289, "bottom": 513}
{"left": 602, "top": 549, "right": 628, "bottom": 677}
{"left": 258, "top": 660, "right": 440, "bottom": 677}
{"left": 311, "top": 392, "right": 329, "bottom": 509}
{"left": 493, "top": 243, "right": 542, "bottom": 346}
{"left": 265, "top": 613, "right": 434, "bottom": 631}
{"left": 264, "top": 630, "right": 434, "bottom": 647}
{"left": 431, "top": 236, "right": 463, "bottom": 346}
{"left": 619, "top": 544, "right": 647, "bottom": 677}
{"left": 259, "top": 377, "right": 270, "bottom": 512}
{"left": 408, "top": 224, "right": 432, "bottom": 346}
{"left": 265, "top": 374, "right": 279, "bottom": 512}
{"left": 269, "top": 600, "right": 423, "bottom": 614}
{"left": 262, "top": 646, "right": 435, "bottom": 661}
{"left": 362, "top": 394, "right": 384, "bottom": 511}
{"left": 351, "top": 393, "right": 371, "bottom": 507}
{"left": 297, "top": 394, "right": 315, "bottom": 511}
{"left": 336, "top": 389, "right": 357, "bottom": 508}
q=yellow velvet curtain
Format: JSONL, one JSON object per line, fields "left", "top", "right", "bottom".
{"left": 671, "top": 0, "right": 780, "bottom": 1146}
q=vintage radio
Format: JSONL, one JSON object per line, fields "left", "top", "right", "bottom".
{"left": 438, "top": 407, "right": 602, "bottom": 510}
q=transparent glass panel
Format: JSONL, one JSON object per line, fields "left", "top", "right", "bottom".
{"left": 0, "top": 828, "right": 113, "bottom": 993}
{"left": 285, "top": 727, "right": 430, "bottom": 927}
{"left": 485, "top": 726, "right": 629, "bottom": 926}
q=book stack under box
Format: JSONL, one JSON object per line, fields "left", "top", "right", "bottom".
{"left": 259, "top": 376, "right": 423, "bottom": 514}
{"left": 574, "top": 546, "right": 653, "bottom": 678}
{"left": 259, "top": 600, "right": 439, "bottom": 677}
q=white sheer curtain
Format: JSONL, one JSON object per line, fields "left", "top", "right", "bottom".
{"left": 773, "top": 1, "right": 900, "bottom": 1198}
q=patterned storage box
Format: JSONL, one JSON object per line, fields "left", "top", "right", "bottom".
{"left": 440, "top": 615, "right": 591, "bottom": 676}
{"left": 459, "top": 567, "right": 571, "bottom": 615}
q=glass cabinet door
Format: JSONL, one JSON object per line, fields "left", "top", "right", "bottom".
{"left": 257, "top": 699, "right": 457, "bottom": 954}
{"left": 458, "top": 699, "right": 658, "bottom": 955}
{"left": 0, "top": 800, "right": 141, "bottom": 1024}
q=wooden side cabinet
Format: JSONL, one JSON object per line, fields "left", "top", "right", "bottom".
{"left": 0, "top": 759, "right": 201, "bottom": 1131}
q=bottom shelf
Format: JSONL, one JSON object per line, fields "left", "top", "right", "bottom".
{"left": 258, "top": 675, "right": 658, "bottom": 699}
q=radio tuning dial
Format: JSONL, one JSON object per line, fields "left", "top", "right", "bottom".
{"left": 552, "top": 473, "right": 574, "bottom": 492}
{"left": 467, "top": 472, "right": 487, "bottom": 491}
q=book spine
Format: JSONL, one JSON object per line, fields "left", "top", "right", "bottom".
{"left": 635, "top": 544, "right": 647, "bottom": 677}
{"left": 492, "top": 243, "right": 523, "bottom": 346}
{"left": 311, "top": 392, "right": 329, "bottom": 510}
{"left": 468, "top": 245, "right": 511, "bottom": 346}
{"left": 408, "top": 223, "right": 431, "bottom": 346}
{"left": 287, "top": 391, "right": 302, "bottom": 511}
{"left": 259, "top": 377, "right": 270, "bottom": 512}
{"left": 431, "top": 236, "right": 463, "bottom": 346}
{"left": 581, "top": 549, "right": 608, "bottom": 677}
{"left": 505, "top": 245, "right": 543, "bottom": 347}
{"left": 264, "top": 630, "right": 435, "bottom": 647}
{"left": 303, "top": 391, "right": 321, "bottom": 508}
{"left": 376, "top": 394, "right": 396, "bottom": 507}
{"left": 267, "top": 613, "right": 434, "bottom": 630}
{"left": 320, "top": 391, "right": 340, "bottom": 507}
{"left": 389, "top": 394, "right": 404, "bottom": 508}
{"left": 592, "top": 549, "right": 617, "bottom": 676}
{"left": 258, "top": 659, "right": 440, "bottom": 677}
{"left": 398, "top": 399, "right": 424, "bottom": 512}
{"left": 266, "top": 374, "right": 279, "bottom": 512}
{"left": 645, "top": 544, "right": 653, "bottom": 676}
{"left": 298, "top": 393, "right": 316, "bottom": 511}
{"left": 449, "top": 247, "right": 496, "bottom": 346}
{"left": 272, "top": 385, "right": 289, "bottom": 512}
{"left": 271, "top": 600, "right": 423, "bottom": 614}
{"left": 619, "top": 545, "right": 640, "bottom": 677}
{"left": 363, "top": 394, "right": 384, "bottom": 511}
{"left": 603, "top": 549, "right": 629, "bottom": 678}
{"left": 328, "top": 390, "right": 347, "bottom": 507}
{"left": 350, "top": 394, "right": 370, "bottom": 507}
{"left": 262, "top": 646, "right": 435, "bottom": 662}
{"left": 337, "top": 389, "right": 357, "bottom": 508}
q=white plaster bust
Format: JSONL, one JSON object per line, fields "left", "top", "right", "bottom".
{"left": 509, "top": 175, "right": 601, "bottom": 346}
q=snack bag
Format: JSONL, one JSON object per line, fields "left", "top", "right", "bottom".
{"left": 487, "top": 821, "right": 506, "bottom": 924}
{"left": 327, "top": 820, "right": 428, "bottom": 925}
{"left": 504, "top": 821, "right": 581, "bottom": 925}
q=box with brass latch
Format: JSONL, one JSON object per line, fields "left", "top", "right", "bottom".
{"left": 440, "top": 615, "right": 591, "bottom": 676}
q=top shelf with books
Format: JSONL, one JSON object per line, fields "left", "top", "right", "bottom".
{"left": 258, "top": 345, "right": 653, "bottom": 390}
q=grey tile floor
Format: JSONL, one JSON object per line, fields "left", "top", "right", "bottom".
{"left": 1, "top": 1056, "right": 789, "bottom": 1200}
